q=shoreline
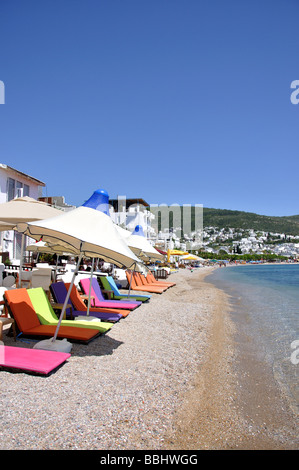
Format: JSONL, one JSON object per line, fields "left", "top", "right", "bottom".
{"left": 0, "top": 267, "right": 298, "bottom": 450}
{"left": 161, "top": 267, "right": 240, "bottom": 449}
{"left": 162, "top": 267, "right": 298, "bottom": 450}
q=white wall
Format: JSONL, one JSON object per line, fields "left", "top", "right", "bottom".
{"left": 0, "top": 167, "right": 41, "bottom": 203}
{"left": 0, "top": 166, "right": 44, "bottom": 261}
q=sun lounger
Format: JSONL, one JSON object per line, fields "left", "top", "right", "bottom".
{"left": 125, "top": 271, "right": 164, "bottom": 294}
{"left": 137, "top": 273, "right": 168, "bottom": 292}
{"left": 0, "top": 345, "right": 70, "bottom": 375}
{"left": 27, "top": 287, "right": 113, "bottom": 334}
{"left": 64, "top": 282, "right": 131, "bottom": 319}
{"left": 145, "top": 271, "right": 176, "bottom": 287}
{"left": 134, "top": 272, "right": 167, "bottom": 293}
{"left": 100, "top": 275, "right": 151, "bottom": 302}
{"left": 50, "top": 282, "right": 124, "bottom": 321}
{"left": 80, "top": 278, "right": 142, "bottom": 310}
{"left": 4, "top": 288, "right": 100, "bottom": 344}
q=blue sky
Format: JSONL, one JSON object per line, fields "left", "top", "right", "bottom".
{"left": 0, "top": 0, "right": 298, "bottom": 216}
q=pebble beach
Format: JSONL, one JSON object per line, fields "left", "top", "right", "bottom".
{"left": 0, "top": 267, "right": 298, "bottom": 450}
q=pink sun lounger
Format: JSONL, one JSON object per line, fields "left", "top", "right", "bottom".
{"left": 0, "top": 345, "right": 71, "bottom": 375}
{"left": 80, "top": 277, "right": 142, "bottom": 310}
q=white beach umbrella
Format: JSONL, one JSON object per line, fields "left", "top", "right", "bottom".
{"left": 16, "top": 189, "right": 143, "bottom": 351}
{"left": 115, "top": 224, "right": 163, "bottom": 296}
{"left": 114, "top": 224, "right": 132, "bottom": 239}
{"left": 124, "top": 225, "right": 164, "bottom": 262}
{"left": 0, "top": 196, "right": 63, "bottom": 285}
{"left": 18, "top": 207, "right": 141, "bottom": 268}
{"left": 180, "top": 254, "right": 204, "bottom": 261}
{"left": 26, "top": 240, "right": 76, "bottom": 256}
{"left": 26, "top": 240, "right": 77, "bottom": 281}
{"left": 0, "top": 196, "right": 62, "bottom": 226}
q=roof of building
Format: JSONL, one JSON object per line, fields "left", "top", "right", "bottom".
{"left": 109, "top": 197, "right": 150, "bottom": 209}
{"left": 0, "top": 164, "right": 46, "bottom": 186}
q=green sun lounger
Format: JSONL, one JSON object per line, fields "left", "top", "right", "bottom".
{"left": 27, "top": 287, "right": 113, "bottom": 334}
{"left": 100, "top": 275, "right": 151, "bottom": 303}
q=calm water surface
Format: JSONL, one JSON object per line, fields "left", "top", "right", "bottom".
{"left": 208, "top": 264, "right": 299, "bottom": 414}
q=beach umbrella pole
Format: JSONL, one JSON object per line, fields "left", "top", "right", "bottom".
{"left": 32, "top": 253, "right": 83, "bottom": 353}
{"left": 54, "top": 255, "right": 60, "bottom": 282}
{"left": 87, "top": 257, "right": 95, "bottom": 316}
{"left": 127, "top": 262, "right": 136, "bottom": 298}
{"left": 52, "top": 253, "right": 83, "bottom": 342}
{"left": 18, "top": 233, "right": 25, "bottom": 287}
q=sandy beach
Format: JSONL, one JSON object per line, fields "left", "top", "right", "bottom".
{"left": 0, "top": 267, "right": 298, "bottom": 450}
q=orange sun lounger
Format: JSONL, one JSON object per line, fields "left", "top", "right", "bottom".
{"left": 126, "top": 271, "right": 166, "bottom": 294}
{"left": 4, "top": 288, "right": 100, "bottom": 344}
{"left": 136, "top": 272, "right": 168, "bottom": 293}
{"left": 146, "top": 271, "right": 176, "bottom": 287}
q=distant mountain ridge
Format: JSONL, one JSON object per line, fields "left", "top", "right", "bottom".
{"left": 202, "top": 208, "right": 299, "bottom": 236}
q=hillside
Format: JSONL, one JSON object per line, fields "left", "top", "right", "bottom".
{"left": 202, "top": 208, "right": 299, "bottom": 236}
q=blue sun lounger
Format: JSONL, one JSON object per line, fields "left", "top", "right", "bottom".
{"left": 100, "top": 275, "right": 151, "bottom": 303}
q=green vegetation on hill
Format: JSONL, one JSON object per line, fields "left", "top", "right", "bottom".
{"left": 154, "top": 206, "right": 299, "bottom": 236}
{"left": 193, "top": 251, "right": 288, "bottom": 262}
{"left": 201, "top": 208, "right": 299, "bottom": 236}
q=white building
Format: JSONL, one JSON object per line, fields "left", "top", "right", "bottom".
{"left": 0, "top": 163, "right": 45, "bottom": 203}
{"left": 0, "top": 164, "right": 46, "bottom": 262}
{"left": 109, "top": 197, "right": 156, "bottom": 239}
{"left": 39, "top": 195, "right": 75, "bottom": 212}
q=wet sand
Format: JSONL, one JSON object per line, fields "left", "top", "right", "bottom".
{"left": 162, "top": 268, "right": 298, "bottom": 450}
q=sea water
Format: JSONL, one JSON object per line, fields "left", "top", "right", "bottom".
{"left": 208, "top": 263, "right": 299, "bottom": 414}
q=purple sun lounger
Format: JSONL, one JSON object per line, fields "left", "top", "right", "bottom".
{"left": 50, "top": 282, "right": 123, "bottom": 322}
{"left": 80, "top": 277, "right": 142, "bottom": 310}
